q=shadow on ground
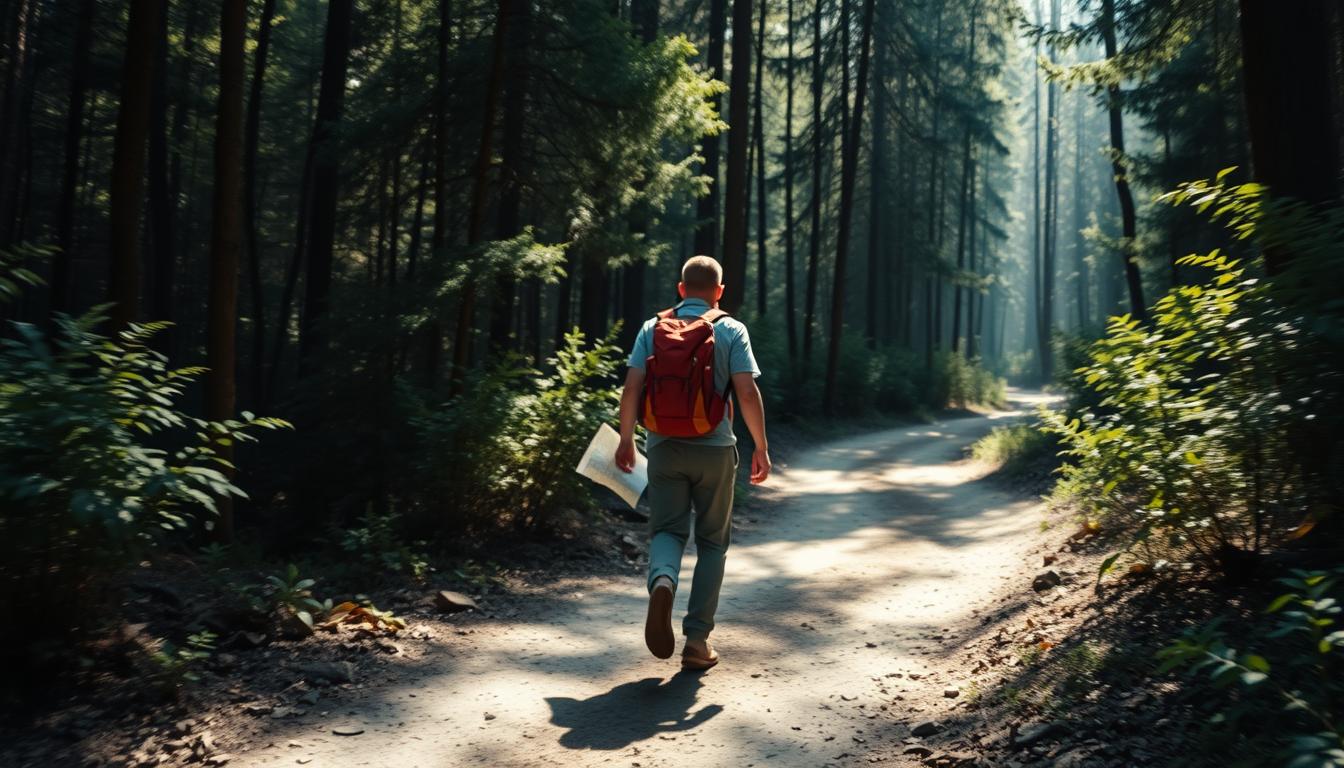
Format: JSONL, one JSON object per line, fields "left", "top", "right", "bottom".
{"left": 545, "top": 670, "right": 723, "bottom": 750}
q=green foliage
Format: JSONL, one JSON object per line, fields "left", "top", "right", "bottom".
{"left": 748, "top": 322, "right": 1006, "bottom": 421}
{"left": 264, "top": 563, "right": 331, "bottom": 627}
{"left": 1045, "top": 171, "right": 1343, "bottom": 578}
{"left": 930, "top": 351, "right": 1008, "bottom": 411}
{"left": 337, "top": 510, "right": 430, "bottom": 580}
{"left": 0, "top": 311, "right": 289, "bottom": 651}
{"left": 1158, "top": 569, "right": 1344, "bottom": 766}
{"left": 0, "top": 244, "right": 47, "bottom": 304}
{"left": 972, "top": 422, "right": 1055, "bottom": 475}
{"left": 406, "top": 327, "right": 623, "bottom": 535}
{"left": 148, "top": 631, "right": 217, "bottom": 698}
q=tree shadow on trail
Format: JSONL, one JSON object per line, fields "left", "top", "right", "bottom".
{"left": 545, "top": 670, "right": 723, "bottom": 750}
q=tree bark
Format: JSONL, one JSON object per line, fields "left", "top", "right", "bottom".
{"left": 621, "top": 0, "right": 659, "bottom": 351}
{"left": 449, "top": 0, "right": 510, "bottom": 391}
{"left": 107, "top": 0, "right": 162, "bottom": 331}
{"left": 752, "top": 0, "right": 767, "bottom": 317}
{"left": 951, "top": 8, "right": 977, "bottom": 355}
{"left": 822, "top": 0, "right": 875, "bottom": 416}
{"left": 1038, "top": 0, "right": 1058, "bottom": 378}
{"left": 243, "top": 0, "right": 278, "bottom": 406}
{"left": 0, "top": 0, "right": 33, "bottom": 249}
{"left": 147, "top": 0, "right": 173, "bottom": 335}
{"left": 298, "top": 0, "right": 353, "bottom": 376}
{"left": 52, "top": 0, "right": 94, "bottom": 314}
{"left": 1100, "top": 0, "right": 1146, "bottom": 321}
{"left": 696, "top": 0, "right": 727, "bottom": 257}
{"left": 802, "top": 0, "right": 822, "bottom": 363}
{"left": 720, "top": 0, "right": 752, "bottom": 313}
{"left": 783, "top": 0, "right": 797, "bottom": 357}
{"left": 864, "top": 0, "right": 885, "bottom": 347}
{"left": 205, "top": 0, "right": 246, "bottom": 542}
{"left": 489, "top": 0, "right": 533, "bottom": 353}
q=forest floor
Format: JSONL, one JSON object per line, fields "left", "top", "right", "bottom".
{"left": 13, "top": 388, "right": 1218, "bottom": 768}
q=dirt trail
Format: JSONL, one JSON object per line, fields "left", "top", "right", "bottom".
{"left": 236, "top": 390, "right": 1056, "bottom": 768}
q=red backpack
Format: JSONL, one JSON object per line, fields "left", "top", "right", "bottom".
{"left": 640, "top": 305, "right": 733, "bottom": 437}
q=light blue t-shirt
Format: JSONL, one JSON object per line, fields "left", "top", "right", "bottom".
{"left": 627, "top": 298, "right": 761, "bottom": 449}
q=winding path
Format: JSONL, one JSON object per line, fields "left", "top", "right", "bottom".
{"left": 237, "top": 390, "right": 1053, "bottom": 768}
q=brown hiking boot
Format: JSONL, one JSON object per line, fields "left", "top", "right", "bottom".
{"left": 644, "top": 578, "right": 675, "bottom": 659}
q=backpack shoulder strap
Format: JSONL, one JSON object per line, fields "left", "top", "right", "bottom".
{"left": 701, "top": 308, "right": 730, "bottom": 324}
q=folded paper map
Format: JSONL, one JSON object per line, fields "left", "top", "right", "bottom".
{"left": 576, "top": 423, "right": 647, "bottom": 509}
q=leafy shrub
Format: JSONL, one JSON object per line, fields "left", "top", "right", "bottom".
{"left": 147, "top": 630, "right": 217, "bottom": 699}
{"left": 1158, "top": 569, "right": 1344, "bottom": 766}
{"left": 934, "top": 350, "right": 1007, "bottom": 410}
{"left": 747, "top": 320, "right": 1005, "bottom": 420}
{"left": 1045, "top": 171, "right": 1344, "bottom": 579}
{"left": 972, "top": 422, "right": 1055, "bottom": 475}
{"left": 407, "top": 327, "right": 623, "bottom": 535}
{"left": 0, "top": 311, "right": 288, "bottom": 656}
{"left": 336, "top": 510, "right": 430, "bottom": 579}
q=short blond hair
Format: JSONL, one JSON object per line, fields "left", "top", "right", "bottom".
{"left": 680, "top": 255, "right": 723, "bottom": 292}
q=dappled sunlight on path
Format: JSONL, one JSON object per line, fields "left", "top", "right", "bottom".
{"left": 236, "top": 390, "right": 1055, "bottom": 767}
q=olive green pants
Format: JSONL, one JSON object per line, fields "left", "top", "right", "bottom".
{"left": 645, "top": 440, "right": 738, "bottom": 641}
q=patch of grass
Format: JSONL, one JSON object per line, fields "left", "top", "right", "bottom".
{"left": 971, "top": 423, "right": 1054, "bottom": 475}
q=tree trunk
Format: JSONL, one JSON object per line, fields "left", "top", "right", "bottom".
{"left": 147, "top": 0, "right": 173, "bottom": 336}
{"left": 107, "top": 0, "right": 162, "bottom": 331}
{"left": 864, "top": 0, "right": 885, "bottom": 347}
{"left": 621, "top": 0, "right": 659, "bottom": 350}
{"left": 822, "top": 0, "right": 875, "bottom": 416}
{"left": 243, "top": 0, "right": 278, "bottom": 406}
{"left": 802, "top": 0, "right": 822, "bottom": 363}
{"left": 1038, "top": 0, "right": 1058, "bottom": 378}
{"left": 52, "top": 0, "right": 94, "bottom": 314}
{"left": 696, "top": 0, "right": 726, "bottom": 257}
{"left": 489, "top": 0, "right": 533, "bottom": 354}
{"left": 1239, "top": 0, "right": 1339, "bottom": 275}
{"left": 951, "top": 8, "right": 976, "bottom": 355}
{"left": 406, "top": 138, "right": 430, "bottom": 282}
{"left": 205, "top": 0, "right": 246, "bottom": 543}
{"left": 965, "top": 150, "right": 978, "bottom": 359}
{"left": 720, "top": 0, "right": 752, "bottom": 313}
{"left": 425, "top": 0, "right": 453, "bottom": 387}
{"left": 449, "top": 0, "right": 510, "bottom": 391}
{"left": 1100, "top": 0, "right": 1146, "bottom": 321}
{"left": 1073, "top": 86, "right": 1089, "bottom": 328}
{"left": 752, "top": 0, "right": 767, "bottom": 317}
{"left": 0, "top": 0, "right": 33, "bottom": 249}
{"left": 783, "top": 0, "right": 797, "bottom": 357}
{"left": 297, "top": 0, "right": 353, "bottom": 376}
{"left": 923, "top": 0, "right": 945, "bottom": 366}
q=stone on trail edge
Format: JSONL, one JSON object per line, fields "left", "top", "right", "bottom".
{"left": 434, "top": 589, "right": 478, "bottom": 612}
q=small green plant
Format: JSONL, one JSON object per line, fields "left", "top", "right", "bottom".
{"left": 338, "top": 510, "right": 430, "bottom": 579}
{"left": 265, "top": 563, "right": 330, "bottom": 629}
{"left": 1158, "top": 569, "right": 1344, "bottom": 766}
{"left": 452, "top": 559, "right": 504, "bottom": 589}
{"left": 149, "top": 630, "right": 217, "bottom": 696}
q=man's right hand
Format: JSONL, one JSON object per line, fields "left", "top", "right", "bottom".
{"left": 615, "top": 438, "right": 637, "bottom": 474}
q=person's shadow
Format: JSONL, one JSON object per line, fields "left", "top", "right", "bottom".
{"left": 545, "top": 670, "right": 724, "bottom": 750}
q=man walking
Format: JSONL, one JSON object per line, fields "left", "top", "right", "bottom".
{"left": 615, "top": 255, "right": 771, "bottom": 670}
